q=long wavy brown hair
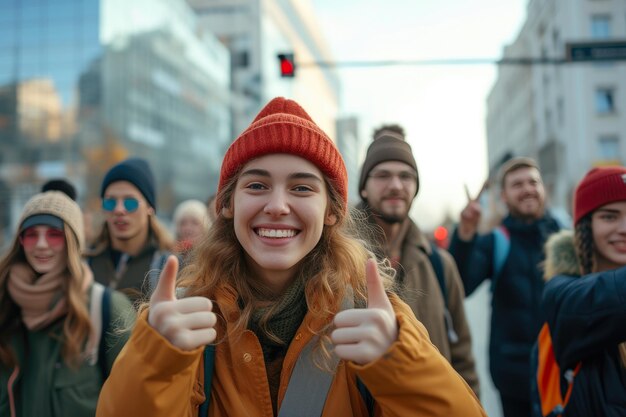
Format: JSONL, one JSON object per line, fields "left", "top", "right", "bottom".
{"left": 178, "top": 173, "right": 395, "bottom": 368}
{"left": 575, "top": 215, "right": 626, "bottom": 368}
{"left": 0, "top": 226, "right": 92, "bottom": 369}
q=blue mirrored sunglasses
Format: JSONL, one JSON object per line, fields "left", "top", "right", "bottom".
{"left": 102, "top": 197, "right": 140, "bottom": 212}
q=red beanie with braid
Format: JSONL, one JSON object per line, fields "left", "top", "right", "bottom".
{"left": 217, "top": 97, "right": 347, "bottom": 212}
{"left": 574, "top": 166, "right": 626, "bottom": 224}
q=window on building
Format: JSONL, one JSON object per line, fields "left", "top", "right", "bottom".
{"left": 591, "top": 15, "right": 611, "bottom": 38}
{"left": 552, "top": 29, "right": 560, "bottom": 53}
{"left": 595, "top": 88, "right": 615, "bottom": 114}
{"left": 597, "top": 135, "right": 620, "bottom": 160}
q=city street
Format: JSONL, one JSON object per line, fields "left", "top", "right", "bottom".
{"left": 465, "top": 281, "right": 502, "bottom": 417}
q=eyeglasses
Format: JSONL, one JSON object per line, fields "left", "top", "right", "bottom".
{"left": 102, "top": 197, "right": 140, "bottom": 213}
{"left": 368, "top": 170, "right": 418, "bottom": 185}
{"left": 20, "top": 227, "right": 65, "bottom": 249}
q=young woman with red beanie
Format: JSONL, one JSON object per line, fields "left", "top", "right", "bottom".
{"left": 538, "top": 166, "right": 626, "bottom": 417}
{"left": 96, "top": 97, "right": 486, "bottom": 417}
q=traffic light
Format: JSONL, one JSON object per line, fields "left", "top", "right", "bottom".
{"left": 434, "top": 226, "right": 448, "bottom": 242}
{"left": 277, "top": 53, "right": 296, "bottom": 77}
{"left": 433, "top": 226, "right": 449, "bottom": 249}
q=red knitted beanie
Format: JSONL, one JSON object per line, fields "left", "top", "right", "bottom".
{"left": 574, "top": 166, "right": 626, "bottom": 224}
{"left": 217, "top": 97, "right": 347, "bottom": 212}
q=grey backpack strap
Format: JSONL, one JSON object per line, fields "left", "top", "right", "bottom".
{"left": 277, "top": 290, "right": 355, "bottom": 417}
{"left": 148, "top": 250, "right": 169, "bottom": 294}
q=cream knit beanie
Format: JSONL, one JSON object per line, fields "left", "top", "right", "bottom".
{"left": 18, "top": 191, "right": 85, "bottom": 250}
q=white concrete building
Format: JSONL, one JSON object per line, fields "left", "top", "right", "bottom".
{"left": 187, "top": 0, "right": 341, "bottom": 139}
{"left": 487, "top": 0, "right": 626, "bottom": 218}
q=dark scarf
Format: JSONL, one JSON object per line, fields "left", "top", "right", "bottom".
{"left": 249, "top": 275, "right": 307, "bottom": 360}
{"left": 248, "top": 276, "right": 307, "bottom": 416}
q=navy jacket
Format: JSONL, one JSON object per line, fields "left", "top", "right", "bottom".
{"left": 449, "top": 214, "right": 561, "bottom": 400}
{"left": 542, "top": 270, "right": 626, "bottom": 417}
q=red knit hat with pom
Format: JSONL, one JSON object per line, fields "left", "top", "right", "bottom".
{"left": 574, "top": 166, "right": 626, "bottom": 224}
{"left": 217, "top": 97, "right": 347, "bottom": 212}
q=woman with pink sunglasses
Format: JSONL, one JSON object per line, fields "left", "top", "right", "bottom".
{"left": 0, "top": 191, "right": 135, "bottom": 417}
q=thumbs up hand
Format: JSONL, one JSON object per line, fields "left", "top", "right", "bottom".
{"left": 331, "top": 259, "right": 398, "bottom": 365}
{"left": 148, "top": 256, "right": 217, "bottom": 351}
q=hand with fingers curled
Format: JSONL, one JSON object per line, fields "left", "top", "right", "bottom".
{"left": 331, "top": 259, "right": 398, "bottom": 365}
{"left": 148, "top": 256, "right": 217, "bottom": 351}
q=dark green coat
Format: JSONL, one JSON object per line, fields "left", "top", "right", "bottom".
{"left": 87, "top": 241, "right": 167, "bottom": 304}
{"left": 0, "top": 287, "right": 135, "bottom": 417}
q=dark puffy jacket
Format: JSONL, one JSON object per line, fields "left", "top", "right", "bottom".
{"left": 449, "top": 213, "right": 561, "bottom": 400}
{"left": 540, "top": 231, "right": 626, "bottom": 417}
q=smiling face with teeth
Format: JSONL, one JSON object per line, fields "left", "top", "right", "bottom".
{"left": 501, "top": 166, "right": 546, "bottom": 221}
{"left": 227, "top": 154, "right": 337, "bottom": 294}
{"left": 591, "top": 201, "right": 626, "bottom": 271}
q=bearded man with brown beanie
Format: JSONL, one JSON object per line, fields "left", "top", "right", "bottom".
{"left": 356, "top": 125, "right": 480, "bottom": 396}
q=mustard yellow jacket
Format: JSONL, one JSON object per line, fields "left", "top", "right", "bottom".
{"left": 96, "top": 286, "right": 486, "bottom": 417}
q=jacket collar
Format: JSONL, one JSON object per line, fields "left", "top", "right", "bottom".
{"left": 356, "top": 203, "right": 432, "bottom": 255}
{"left": 213, "top": 284, "right": 329, "bottom": 338}
{"left": 543, "top": 230, "right": 581, "bottom": 281}
{"left": 403, "top": 220, "right": 434, "bottom": 255}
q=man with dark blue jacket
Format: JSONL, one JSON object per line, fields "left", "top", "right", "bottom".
{"left": 449, "top": 157, "right": 562, "bottom": 417}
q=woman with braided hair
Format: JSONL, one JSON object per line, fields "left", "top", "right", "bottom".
{"left": 539, "top": 166, "right": 626, "bottom": 417}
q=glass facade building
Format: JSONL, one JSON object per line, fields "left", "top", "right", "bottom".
{"left": 0, "top": 0, "right": 231, "bottom": 241}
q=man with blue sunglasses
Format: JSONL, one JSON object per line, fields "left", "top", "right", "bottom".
{"left": 86, "top": 158, "right": 174, "bottom": 304}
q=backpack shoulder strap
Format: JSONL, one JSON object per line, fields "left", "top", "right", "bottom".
{"left": 490, "top": 225, "right": 511, "bottom": 292}
{"left": 277, "top": 293, "right": 355, "bottom": 417}
{"left": 148, "top": 250, "right": 170, "bottom": 294}
{"left": 427, "top": 248, "right": 447, "bottom": 307}
{"left": 357, "top": 377, "right": 375, "bottom": 416}
{"left": 199, "top": 290, "right": 374, "bottom": 417}
{"left": 427, "top": 248, "right": 459, "bottom": 343}
{"left": 99, "top": 285, "right": 112, "bottom": 379}
{"left": 277, "top": 336, "right": 340, "bottom": 417}
{"left": 199, "top": 345, "right": 215, "bottom": 417}
{"left": 88, "top": 282, "right": 104, "bottom": 366}
{"left": 88, "top": 282, "right": 111, "bottom": 378}
{"left": 535, "top": 323, "right": 582, "bottom": 417}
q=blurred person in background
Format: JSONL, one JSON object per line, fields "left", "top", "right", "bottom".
{"left": 355, "top": 124, "right": 479, "bottom": 396}
{"left": 172, "top": 199, "right": 210, "bottom": 262}
{"left": 86, "top": 158, "right": 174, "bottom": 305}
{"left": 0, "top": 191, "right": 134, "bottom": 417}
{"left": 41, "top": 178, "right": 77, "bottom": 201}
{"left": 449, "top": 157, "right": 563, "bottom": 417}
{"left": 537, "top": 166, "right": 626, "bottom": 417}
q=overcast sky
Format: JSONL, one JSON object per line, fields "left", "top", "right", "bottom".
{"left": 311, "top": 0, "right": 528, "bottom": 229}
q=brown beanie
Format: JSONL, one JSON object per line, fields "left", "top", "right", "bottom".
{"left": 18, "top": 191, "right": 85, "bottom": 251}
{"left": 358, "top": 135, "right": 419, "bottom": 197}
{"left": 218, "top": 97, "right": 348, "bottom": 212}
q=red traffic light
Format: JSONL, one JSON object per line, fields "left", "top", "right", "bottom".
{"left": 278, "top": 53, "right": 296, "bottom": 77}
{"left": 434, "top": 226, "right": 448, "bottom": 241}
